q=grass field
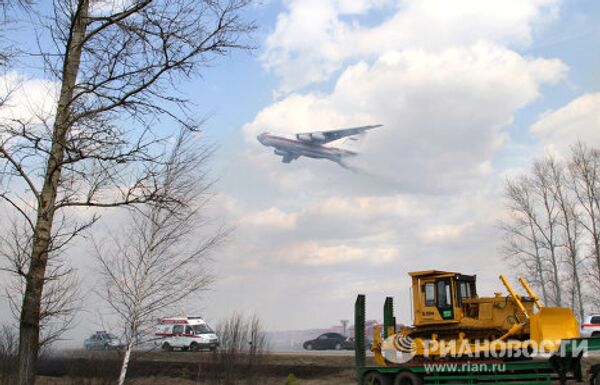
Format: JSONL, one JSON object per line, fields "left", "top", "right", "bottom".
{"left": 3, "top": 351, "right": 600, "bottom": 384}
{"left": 30, "top": 351, "right": 361, "bottom": 385}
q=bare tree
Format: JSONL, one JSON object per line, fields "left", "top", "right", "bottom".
{"left": 1, "top": 216, "right": 82, "bottom": 349}
{"left": 502, "top": 175, "right": 549, "bottom": 304}
{"left": 546, "top": 156, "right": 584, "bottom": 320}
{"left": 0, "top": 323, "right": 18, "bottom": 385}
{"left": 502, "top": 159, "right": 567, "bottom": 307}
{"left": 94, "top": 130, "right": 220, "bottom": 385}
{"left": 0, "top": 1, "right": 253, "bottom": 384}
{"left": 569, "top": 143, "right": 600, "bottom": 306}
{"left": 530, "top": 159, "right": 564, "bottom": 306}
{"left": 211, "top": 313, "right": 268, "bottom": 385}
{"left": 0, "top": 0, "right": 32, "bottom": 66}
{"left": 502, "top": 149, "right": 600, "bottom": 318}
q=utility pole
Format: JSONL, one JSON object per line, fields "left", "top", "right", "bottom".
{"left": 341, "top": 320, "right": 349, "bottom": 336}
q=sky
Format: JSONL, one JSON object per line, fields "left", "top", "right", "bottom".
{"left": 2, "top": 0, "right": 600, "bottom": 344}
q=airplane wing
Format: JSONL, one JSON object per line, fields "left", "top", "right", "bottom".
{"left": 295, "top": 124, "right": 382, "bottom": 144}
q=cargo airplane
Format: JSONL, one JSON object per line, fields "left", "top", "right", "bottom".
{"left": 256, "top": 124, "right": 382, "bottom": 167}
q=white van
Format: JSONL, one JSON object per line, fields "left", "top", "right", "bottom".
{"left": 154, "top": 316, "right": 219, "bottom": 352}
{"left": 581, "top": 314, "right": 600, "bottom": 338}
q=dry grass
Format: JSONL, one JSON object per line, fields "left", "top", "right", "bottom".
{"left": 33, "top": 352, "right": 600, "bottom": 385}
{"left": 32, "top": 350, "right": 356, "bottom": 385}
{"left": 36, "top": 371, "right": 357, "bottom": 385}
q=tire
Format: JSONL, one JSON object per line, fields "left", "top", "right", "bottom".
{"left": 305, "top": 343, "right": 313, "bottom": 351}
{"left": 162, "top": 342, "right": 173, "bottom": 352}
{"left": 335, "top": 343, "right": 342, "bottom": 350}
{"left": 189, "top": 342, "right": 199, "bottom": 352}
{"left": 210, "top": 346, "right": 217, "bottom": 352}
{"left": 362, "top": 371, "right": 391, "bottom": 385}
{"left": 592, "top": 364, "right": 600, "bottom": 385}
{"left": 393, "top": 371, "right": 423, "bottom": 385}
{"left": 592, "top": 331, "right": 600, "bottom": 338}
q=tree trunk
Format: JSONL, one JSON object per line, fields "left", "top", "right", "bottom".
{"left": 593, "top": 233, "right": 600, "bottom": 296}
{"left": 117, "top": 341, "right": 134, "bottom": 385}
{"left": 528, "top": 218, "right": 548, "bottom": 305}
{"left": 16, "top": 2, "right": 89, "bottom": 384}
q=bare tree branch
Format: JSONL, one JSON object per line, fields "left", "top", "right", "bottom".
{"left": 93, "top": 130, "right": 223, "bottom": 385}
{"left": 0, "top": 2, "right": 253, "bottom": 383}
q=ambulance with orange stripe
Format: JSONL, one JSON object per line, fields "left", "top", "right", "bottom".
{"left": 154, "top": 316, "right": 219, "bottom": 352}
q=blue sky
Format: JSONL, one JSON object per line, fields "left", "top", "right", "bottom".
{"left": 196, "top": 0, "right": 600, "bottom": 331}
{"left": 2, "top": 0, "right": 600, "bottom": 340}
{"left": 193, "top": 0, "right": 599, "bottom": 174}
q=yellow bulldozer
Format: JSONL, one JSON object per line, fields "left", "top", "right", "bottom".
{"left": 372, "top": 270, "right": 580, "bottom": 365}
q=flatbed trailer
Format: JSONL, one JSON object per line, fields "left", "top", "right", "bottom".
{"left": 354, "top": 295, "right": 600, "bottom": 385}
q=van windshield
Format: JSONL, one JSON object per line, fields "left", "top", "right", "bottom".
{"left": 192, "top": 324, "right": 213, "bottom": 334}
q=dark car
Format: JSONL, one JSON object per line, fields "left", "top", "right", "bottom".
{"left": 303, "top": 332, "right": 354, "bottom": 350}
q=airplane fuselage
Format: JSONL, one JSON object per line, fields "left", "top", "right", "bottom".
{"left": 257, "top": 132, "right": 356, "bottom": 164}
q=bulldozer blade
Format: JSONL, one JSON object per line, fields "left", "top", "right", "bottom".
{"left": 530, "top": 307, "right": 579, "bottom": 352}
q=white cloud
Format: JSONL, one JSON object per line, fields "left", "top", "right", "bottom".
{"left": 279, "top": 241, "right": 365, "bottom": 266}
{"left": 420, "top": 223, "right": 472, "bottom": 243}
{"left": 263, "top": 0, "right": 560, "bottom": 90}
{"left": 201, "top": 0, "right": 575, "bottom": 332}
{"left": 531, "top": 93, "right": 600, "bottom": 155}
{"left": 90, "top": 0, "right": 133, "bottom": 15}
{"left": 239, "top": 207, "right": 298, "bottom": 230}
{"left": 0, "top": 72, "right": 58, "bottom": 125}
{"left": 280, "top": 241, "right": 398, "bottom": 266}
{"left": 247, "top": 43, "right": 566, "bottom": 193}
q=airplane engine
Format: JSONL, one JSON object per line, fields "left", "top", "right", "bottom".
{"left": 310, "top": 133, "right": 326, "bottom": 141}
{"left": 296, "top": 133, "right": 312, "bottom": 142}
{"left": 274, "top": 149, "right": 286, "bottom": 156}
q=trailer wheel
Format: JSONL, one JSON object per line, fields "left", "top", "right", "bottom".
{"left": 362, "top": 371, "right": 391, "bottom": 385}
{"left": 393, "top": 371, "right": 423, "bottom": 385}
{"left": 591, "top": 364, "right": 600, "bottom": 385}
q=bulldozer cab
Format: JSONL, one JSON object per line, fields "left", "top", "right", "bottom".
{"left": 410, "top": 270, "right": 477, "bottom": 326}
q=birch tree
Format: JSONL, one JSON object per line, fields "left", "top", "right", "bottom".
{"left": 546, "top": 156, "right": 584, "bottom": 320}
{"left": 530, "top": 160, "right": 563, "bottom": 306}
{"left": 502, "top": 149, "right": 600, "bottom": 318}
{"left": 569, "top": 143, "right": 600, "bottom": 306}
{"left": 502, "top": 160, "right": 565, "bottom": 307}
{"left": 502, "top": 175, "right": 549, "bottom": 304}
{"left": 94, "top": 130, "right": 220, "bottom": 385}
{"left": 0, "top": 1, "right": 253, "bottom": 384}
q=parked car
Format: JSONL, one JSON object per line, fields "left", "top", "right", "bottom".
{"left": 303, "top": 332, "right": 353, "bottom": 350}
{"left": 581, "top": 314, "right": 600, "bottom": 338}
{"left": 84, "top": 331, "right": 124, "bottom": 350}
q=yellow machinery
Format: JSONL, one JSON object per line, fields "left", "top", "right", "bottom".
{"left": 372, "top": 270, "right": 579, "bottom": 365}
